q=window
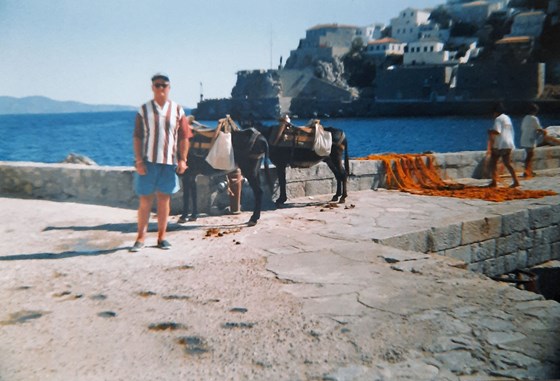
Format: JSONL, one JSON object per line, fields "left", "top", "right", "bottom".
{"left": 430, "top": 46, "right": 434, "bottom": 52}
{"left": 424, "top": 46, "right": 428, "bottom": 52}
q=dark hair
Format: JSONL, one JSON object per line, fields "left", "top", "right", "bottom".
{"left": 528, "top": 102, "right": 539, "bottom": 114}
{"left": 151, "top": 73, "right": 170, "bottom": 82}
{"left": 493, "top": 102, "right": 505, "bottom": 114}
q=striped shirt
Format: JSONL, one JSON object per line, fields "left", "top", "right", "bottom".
{"left": 134, "top": 100, "right": 192, "bottom": 165}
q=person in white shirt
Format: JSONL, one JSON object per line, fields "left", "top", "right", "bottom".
{"left": 519, "top": 103, "right": 543, "bottom": 178}
{"left": 487, "top": 103, "right": 520, "bottom": 188}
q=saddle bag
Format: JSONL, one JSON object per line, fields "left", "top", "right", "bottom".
{"left": 205, "top": 131, "right": 236, "bottom": 171}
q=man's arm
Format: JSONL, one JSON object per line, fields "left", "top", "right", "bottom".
{"left": 487, "top": 129, "right": 498, "bottom": 154}
{"left": 176, "top": 115, "right": 192, "bottom": 174}
{"left": 133, "top": 114, "right": 146, "bottom": 175}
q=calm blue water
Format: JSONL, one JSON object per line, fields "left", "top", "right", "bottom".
{"left": 0, "top": 111, "right": 558, "bottom": 166}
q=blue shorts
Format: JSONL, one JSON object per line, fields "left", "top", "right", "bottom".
{"left": 134, "top": 161, "right": 180, "bottom": 196}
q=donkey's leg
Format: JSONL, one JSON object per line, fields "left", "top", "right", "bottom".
{"left": 325, "top": 159, "right": 342, "bottom": 202}
{"left": 188, "top": 174, "right": 199, "bottom": 221}
{"left": 179, "top": 173, "right": 191, "bottom": 223}
{"left": 275, "top": 164, "right": 288, "bottom": 206}
{"left": 245, "top": 172, "right": 262, "bottom": 226}
{"left": 326, "top": 156, "right": 348, "bottom": 203}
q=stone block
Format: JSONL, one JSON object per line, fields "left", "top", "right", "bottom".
{"left": 501, "top": 210, "right": 529, "bottom": 235}
{"left": 377, "top": 230, "right": 430, "bottom": 253}
{"left": 467, "top": 261, "right": 484, "bottom": 273}
{"left": 442, "top": 168, "right": 459, "bottom": 179}
{"left": 528, "top": 206, "right": 555, "bottom": 229}
{"left": 503, "top": 253, "right": 520, "bottom": 273}
{"left": 471, "top": 240, "right": 496, "bottom": 262}
{"left": 304, "top": 179, "right": 334, "bottom": 197}
{"left": 286, "top": 182, "right": 305, "bottom": 199}
{"left": 285, "top": 167, "right": 312, "bottom": 182}
{"left": 495, "top": 233, "right": 523, "bottom": 257}
{"left": 434, "top": 152, "right": 480, "bottom": 168}
{"left": 516, "top": 250, "right": 528, "bottom": 268}
{"left": 552, "top": 242, "right": 560, "bottom": 260}
{"left": 484, "top": 257, "right": 506, "bottom": 276}
{"left": 350, "top": 160, "right": 383, "bottom": 176}
{"left": 444, "top": 245, "right": 471, "bottom": 264}
{"left": 362, "top": 175, "right": 378, "bottom": 191}
{"left": 461, "top": 216, "right": 502, "bottom": 245}
{"left": 520, "top": 230, "right": 535, "bottom": 250}
{"left": 313, "top": 163, "right": 335, "bottom": 178}
{"left": 532, "top": 227, "right": 552, "bottom": 247}
{"left": 527, "top": 244, "right": 551, "bottom": 266}
{"left": 539, "top": 244, "right": 552, "bottom": 263}
{"left": 429, "top": 223, "right": 462, "bottom": 252}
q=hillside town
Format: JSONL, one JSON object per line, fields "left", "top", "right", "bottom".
{"left": 194, "top": 0, "right": 560, "bottom": 120}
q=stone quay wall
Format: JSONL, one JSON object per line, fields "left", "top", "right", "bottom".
{"left": 374, "top": 204, "right": 560, "bottom": 277}
{"left": 1, "top": 147, "right": 558, "bottom": 212}
{"left": 1, "top": 146, "right": 559, "bottom": 277}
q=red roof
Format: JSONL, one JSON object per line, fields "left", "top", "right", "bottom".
{"left": 308, "top": 23, "right": 358, "bottom": 30}
{"left": 495, "top": 36, "right": 532, "bottom": 44}
{"left": 368, "top": 37, "right": 401, "bottom": 45}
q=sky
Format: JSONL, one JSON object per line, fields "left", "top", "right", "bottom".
{"left": 0, "top": 0, "right": 443, "bottom": 109}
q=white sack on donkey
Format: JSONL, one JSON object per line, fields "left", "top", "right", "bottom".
{"left": 313, "top": 122, "right": 332, "bottom": 156}
{"left": 206, "top": 131, "right": 236, "bottom": 171}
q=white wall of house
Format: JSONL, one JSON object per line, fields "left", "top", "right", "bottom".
{"left": 446, "top": 1, "right": 507, "bottom": 26}
{"left": 404, "top": 40, "right": 449, "bottom": 65}
{"left": 390, "top": 7, "right": 431, "bottom": 42}
{"left": 365, "top": 38, "right": 406, "bottom": 56}
{"left": 419, "top": 24, "right": 451, "bottom": 42}
{"left": 302, "top": 24, "right": 360, "bottom": 50}
{"left": 359, "top": 24, "right": 385, "bottom": 43}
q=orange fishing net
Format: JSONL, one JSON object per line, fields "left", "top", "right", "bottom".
{"left": 358, "top": 154, "right": 557, "bottom": 202}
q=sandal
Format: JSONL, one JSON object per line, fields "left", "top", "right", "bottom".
{"left": 157, "top": 240, "right": 171, "bottom": 250}
{"left": 129, "top": 241, "right": 144, "bottom": 252}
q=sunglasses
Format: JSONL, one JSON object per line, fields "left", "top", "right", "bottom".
{"left": 154, "top": 83, "right": 169, "bottom": 89}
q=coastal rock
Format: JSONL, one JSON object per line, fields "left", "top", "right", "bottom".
{"left": 61, "top": 153, "right": 97, "bottom": 165}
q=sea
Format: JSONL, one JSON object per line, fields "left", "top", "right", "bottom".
{"left": 1, "top": 111, "right": 559, "bottom": 166}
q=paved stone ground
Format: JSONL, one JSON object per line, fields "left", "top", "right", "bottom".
{"left": 0, "top": 171, "right": 559, "bottom": 381}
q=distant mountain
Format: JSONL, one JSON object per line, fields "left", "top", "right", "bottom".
{"left": 0, "top": 96, "right": 136, "bottom": 115}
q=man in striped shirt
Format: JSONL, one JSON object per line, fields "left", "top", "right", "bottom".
{"left": 130, "top": 73, "right": 192, "bottom": 252}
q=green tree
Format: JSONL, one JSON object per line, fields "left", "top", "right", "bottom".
{"left": 342, "top": 43, "right": 377, "bottom": 88}
{"left": 429, "top": 6, "right": 452, "bottom": 29}
{"left": 450, "top": 21, "right": 478, "bottom": 37}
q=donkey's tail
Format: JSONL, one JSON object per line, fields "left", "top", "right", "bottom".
{"left": 342, "top": 132, "right": 350, "bottom": 176}
{"left": 263, "top": 139, "right": 274, "bottom": 193}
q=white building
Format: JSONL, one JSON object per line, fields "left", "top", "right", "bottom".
{"left": 365, "top": 38, "right": 406, "bottom": 57}
{"left": 446, "top": 1, "right": 508, "bottom": 26}
{"left": 404, "top": 39, "right": 449, "bottom": 65}
{"left": 390, "top": 7, "right": 431, "bottom": 43}
{"left": 358, "top": 24, "right": 385, "bottom": 43}
{"left": 418, "top": 23, "right": 451, "bottom": 42}
{"left": 286, "top": 24, "right": 361, "bottom": 69}
{"left": 403, "top": 38, "right": 476, "bottom": 65}
{"left": 300, "top": 24, "right": 360, "bottom": 52}
{"left": 509, "top": 11, "right": 547, "bottom": 37}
